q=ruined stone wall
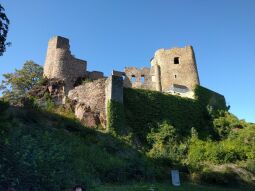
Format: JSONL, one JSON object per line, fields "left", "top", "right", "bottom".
{"left": 150, "top": 64, "right": 161, "bottom": 91}
{"left": 150, "top": 46, "right": 200, "bottom": 92}
{"left": 86, "top": 71, "right": 104, "bottom": 80}
{"left": 105, "top": 75, "right": 124, "bottom": 133}
{"left": 105, "top": 75, "right": 123, "bottom": 104}
{"left": 43, "top": 36, "right": 87, "bottom": 93}
{"left": 123, "top": 67, "right": 151, "bottom": 90}
{"left": 68, "top": 78, "right": 106, "bottom": 128}
{"left": 122, "top": 46, "right": 200, "bottom": 93}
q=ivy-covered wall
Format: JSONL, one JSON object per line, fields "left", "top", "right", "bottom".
{"left": 107, "top": 100, "right": 125, "bottom": 135}
{"left": 194, "top": 85, "right": 227, "bottom": 111}
{"left": 122, "top": 86, "right": 226, "bottom": 144}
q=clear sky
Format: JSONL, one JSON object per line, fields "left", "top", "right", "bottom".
{"left": 0, "top": 0, "right": 254, "bottom": 122}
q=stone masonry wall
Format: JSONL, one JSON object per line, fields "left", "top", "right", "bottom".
{"left": 150, "top": 46, "right": 200, "bottom": 92}
{"left": 123, "top": 67, "right": 151, "bottom": 90}
{"left": 43, "top": 36, "right": 87, "bottom": 93}
{"left": 105, "top": 75, "right": 123, "bottom": 104}
{"left": 122, "top": 46, "right": 200, "bottom": 93}
{"left": 86, "top": 71, "right": 104, "bottom": 80}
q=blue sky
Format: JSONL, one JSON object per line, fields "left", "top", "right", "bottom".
{"left": 0, "top": 0, "right": 254, "bottom": 122}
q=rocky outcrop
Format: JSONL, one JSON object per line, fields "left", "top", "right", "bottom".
{"left": 68, "top": 79, "right": 106, "bottom": 128}
{"left": 27, "top": 78, "right": 65, "bottom": 105}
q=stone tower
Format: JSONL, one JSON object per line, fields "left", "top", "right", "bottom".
{"left": 43, "top": 36, "right": 87, "bottom": 92}
{"left": 150, "top": 46, "right": 200, "bottom": 92}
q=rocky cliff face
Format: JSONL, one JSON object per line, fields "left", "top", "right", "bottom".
{"left": 27, "top": 77, "right": 108, "bottom": 128}
{"left": 68, "top": 78, "right": 107, "bottom": 128}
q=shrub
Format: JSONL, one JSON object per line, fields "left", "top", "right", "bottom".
{"left": 147, "top": 121, "right": 187, "bottom": 163}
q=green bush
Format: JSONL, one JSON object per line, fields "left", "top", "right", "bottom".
{"left": 213, "top": 112, "right": 246, "bottom": 139}
{"left": 147, "top": 121, "right": 187, "bottom": 163}
{"left": 188, "top": 138, "right": 247, "bottom": 165}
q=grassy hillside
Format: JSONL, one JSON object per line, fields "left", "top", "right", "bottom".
{"left": 1, "top": 85, "right": 255, "bottom": 190}
{"left": 0, "top": 101, "right": 155, "bottom": 190}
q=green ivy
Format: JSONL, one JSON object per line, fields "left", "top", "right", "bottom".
{"left": 123, "top": 88, "right": 216, "bottom": 144}
{"left": 107, "top": 100, "right": 125, "bottom": 135}
{"left": 194, "top": 85, "right": 227, "bottom": 111}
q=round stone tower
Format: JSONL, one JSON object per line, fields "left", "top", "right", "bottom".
{"left": 43, "top": 36, "right": 87, "bottom": 93}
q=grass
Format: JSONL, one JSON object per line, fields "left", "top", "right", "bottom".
{"left": 95, "top": 182, "right": 255, "bottom": 191}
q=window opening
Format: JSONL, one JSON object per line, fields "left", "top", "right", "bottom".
{"left": 141, "top": 75, "right": 145, "bottom": 84}
{"left": 174, "top": 57, "right": 180, "bottom": 64}
{"left": 131, "top": 75, "right": 136, "bottom": 83}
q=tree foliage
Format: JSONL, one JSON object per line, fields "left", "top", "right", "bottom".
{"left": 147, "top": 121, "right": 185, "bottom": 162}
{"left": 0, "top": 4, "right": 10, "bottom": 56}
{"left": 188, "top": 117, "right": 255, "bottom": 165}
{"left": 0, "top": 60, "right": 43, "bottom": 104}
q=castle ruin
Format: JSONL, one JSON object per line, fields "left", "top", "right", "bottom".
{"left": 43, "top": 36, "right": 207, "bottom": 128}
{"left": 123, "top": 46, "right": 199, "bottom": 92}
{"left": 44, "top": 36, "right": 104, "bottom": 93}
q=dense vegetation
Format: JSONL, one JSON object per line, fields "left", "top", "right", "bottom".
{"left": 122, "top": 88, "right": 255, "bottom": 186}
{"left": 123, "top": 87, "right": 225, "bottom": 146}
{"left": 1, "top": 96, "right": 254, "bottom": 190}
{"left": 0, "top": 102, "right": 155, "bottom": 190}
{"left": 0, "top": 60, "right": 43, "bottom": 104}
{"left": 0, "top": 62, "right": 254, "bottom": 190}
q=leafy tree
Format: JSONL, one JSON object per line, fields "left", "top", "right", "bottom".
{"left": 0, "top": 60, "right": 43, "bottom": 104}
{"left": 0, "top": 4, "right": 10, "bottom": 56}
{"left": 147, "top": 121, "right": 184, "bottom": 161}
{"left": 213, "top": 111, "right": 245, "bottom": 139}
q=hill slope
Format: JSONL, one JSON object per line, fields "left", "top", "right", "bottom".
{"left": 1, "top": 84, "right": 255, "bottom": 190}
{"left": 0, "top": 102, "right": 154, "bottom": 190}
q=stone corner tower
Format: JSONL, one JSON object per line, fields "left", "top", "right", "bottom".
{"left": 150, "top": 45, "right": 200, "bottom": 92}
{"left": 43, "top": 36, "right": 87, "bottom": 92}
